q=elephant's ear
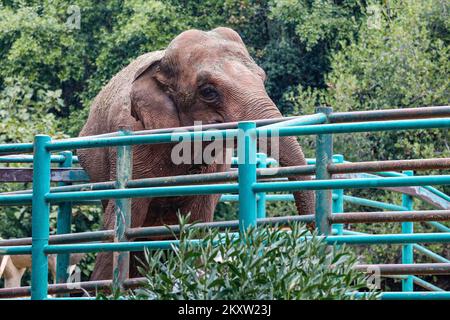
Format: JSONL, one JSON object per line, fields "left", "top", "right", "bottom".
{"left": 130, "top": 57, "right": 179, "bottom": 129}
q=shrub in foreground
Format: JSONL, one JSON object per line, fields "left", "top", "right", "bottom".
{"left": 101, "top": 216, "right": 378, "bottom": 300}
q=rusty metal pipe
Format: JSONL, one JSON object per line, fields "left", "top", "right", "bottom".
{"left": 0, "top": 215, "right": 314, "bottom": 247}
{"left": 3, "top": 158, "right": 448, "bottom": 197}
{"left": 328, "top": 158, "right": 450, "bottom": 174}
{"left": 329, "top": 106, "right": 450, "bottom": 123}
{"left": 2, "top": 262, "right": 449, "bottom": 298}
{"left": 0, "top": 230, "right": 114, "bottom": 247}
{"left": 330, "top": 210, "right": 450, "bottom": 223}
{"left": 0, "top": 277, "right": 146, "bottom": 298}
{"left": 354, "top": 263, "right": 450, "bottom": 275}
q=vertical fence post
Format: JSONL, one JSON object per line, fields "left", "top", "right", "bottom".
{"left": 402, "top": 170, "right": 414, "bottom": 292}
{"left": 238, "top": 122, "right": 257, "bottom": 235}
{"left": 56, "top": 151, "right": 73, "bottom": 288}
{"left": 256, "top": 153, "right": 267, "bottom": 219}
{"left": 112, "top": 129, "right": 132, "bottom": 290}
{"left": 31, "top": 135, "right": 51, "bottom": 300}
{"left": 332, "top": 154, "right": 344, "bottom": 235}
{"left": 315, "top": 106, "right": 333, "bottom": 235}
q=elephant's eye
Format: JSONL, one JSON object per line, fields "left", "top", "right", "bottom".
{"left": 199, "top": 85, "right": 219, "bottom": 103}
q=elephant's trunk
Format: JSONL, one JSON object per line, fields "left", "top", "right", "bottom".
{"left": 239, "top": 92, "right": 315, "bottom": 217}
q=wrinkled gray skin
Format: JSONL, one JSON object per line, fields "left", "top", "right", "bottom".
{"left": 78, "top": 27, "right": 315, "bottom": 280}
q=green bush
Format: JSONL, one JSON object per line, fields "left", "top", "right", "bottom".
{"left": 100, "top": 216, "right": 378, "bottom": 300}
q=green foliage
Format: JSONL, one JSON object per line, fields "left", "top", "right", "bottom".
{"left": 0, "top": 76, "right": 65, "bottom": 245}
{"left": 324, "top": 0, "right": 449, "bottom": 159}
{"left": 0, "top": 77, "right": 65, "bottom": 143}
{"left": 282, "top": 2, "right": 450, "bottom": 274}
{"left": 99, "top": 216, "right": 378, "bottom": 300}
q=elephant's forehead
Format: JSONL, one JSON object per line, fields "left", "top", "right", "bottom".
{"left": 167, "top": 37, "right": 248, "bottom": 66}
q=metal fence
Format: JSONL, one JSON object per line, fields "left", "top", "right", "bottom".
{"left": 0, "top": 106, "right": 449, "bottom": 300}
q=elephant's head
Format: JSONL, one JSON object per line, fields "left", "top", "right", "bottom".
{"left": 131, "top": 27, "right": 269, "bottom": 127}
{"left": 130, "top": 27, "right": 315, "bottom": 216}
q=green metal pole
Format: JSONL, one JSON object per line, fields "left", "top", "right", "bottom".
{"left": 315, "top": 107, "right": 333, "bottom": 235}
{"left": 31, "top": 135, "right": 51, "bottom": 300}
{"left": 113, "top": 129, "right": 132, "bottom": 290}
{"left": 238, "top": 122, "right": 257, "bottom": 234}
{"left": 402, "top": 170, "right": 414, "bottom": 292}
{"left": 256, "top": 153, "right": 267, "bottom": 218}
{"left": 332, "top": 154, "right": 344, "bottom": 235}
{"left": 56, "top": 151, "right": 73, "bottom": 288}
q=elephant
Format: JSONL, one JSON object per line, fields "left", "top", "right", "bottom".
{"left": 78, "top": 27, "right": 315, "bottom": 281}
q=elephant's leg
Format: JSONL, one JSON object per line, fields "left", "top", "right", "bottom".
{"left": 128, "top": 194, "right": 221, "bottom": 278}
{"left": 179, "top": 194, "right": 221, "bottom": 223}
{"left": 90, "top": 198, "right": 151, "bottom": 281}
{"left": 90, "top": 201, "right": 115, "bottom": 281}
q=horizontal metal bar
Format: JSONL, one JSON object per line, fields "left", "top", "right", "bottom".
{"left": 355, "top": 263, "right": 450, "bottom": 275}
{"left": 43, "top": 118, "right": 450, "bottom": 152}
{"left": 253, "top": 175, "right": 450, "bottom": 192}
{"left": 0, "top": 245, "right": 32, "bottom": 255}
{"left": 261, "top": 194, "right": 295, "bottom": 201}
{"left": 0, "top": 277, "right": 146, "bottom": 298}
{"left": 0, "top": 155, "right": 79, "bottom": 164}
{"left": 47, "top": 106, "right": 449, "bottom": 145}
{"left": 326, "top": 233, "right": 450, "bottom": 244}
{"left": 0, "top": 215, "right": 314, "bottom": 247}
{"left": 330, "top": 210, "right": 450, "bottom": 223}
{"left": 373, "top": 169, "right": 450, "bottom": 202}
{"left": 329, "top": 106, "right": 450, "bottom": 123}
{"left": 220, "top": 194, "right": 240, "bottom": 202}
{"left": 46, "top": 129, "right": 239, "bottom": 152}
{"left": 0, "top": 168, "right": 89, "bottom": 183}
{"left": 58, "top": 117, "right": 295, "bottom": 142}
{"left": 0, "top": 231, "right": 113, "bottom": 247}
{"left": 3, "top": 158, "right": 449, "bottom": 195}
{"left": 6, "top": 171, "right": 450, "bottom": 204}
{"left": 329, "top": 158, "right": 450, "bottom": 174}
{"left": 340, "top": 171, "right": 450, "bottom": 209}
{"left": 40, "top": 106, "right": 450, "bottom": 147}
{"left": 2, "top": 107, "right": 448, "bottom": 154}
{"left": 259, "top": 113, "right": 327, "bottom": 129}
{"left": 40, "top": 232, "right": 450, "bottom": 254}
{"left": 0, "top": 143, "right": 34, "bottom": 155}
{"left": 353, "top": 291, "right": 450, "bottom": 300}
{"left": 258, "top": 117, "right": 450, "bottom": 138}
{"left": 126, "top": 215, "right": 314, "bottom": 239}
{"left": 2, "top": 264, "right": 448, "bottom": 299}
{"left": 0, "top": 193, "right": 32, "bottom": 206}
{"left": 45, "top": 183, "right": 239, "bottom": 203}
{"left": 44, "top": 238, "right": 209, "bottom": 254}
{"left": 340, "top": 229, "right": 449, "bottom": 263}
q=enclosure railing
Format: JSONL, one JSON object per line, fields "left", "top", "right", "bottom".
{"left": 0, "top": 106, "right": 449, "bottom": 300}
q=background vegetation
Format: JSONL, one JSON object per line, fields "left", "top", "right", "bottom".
{"left": 0, "top": 0, "right": 449, "bottom": 290}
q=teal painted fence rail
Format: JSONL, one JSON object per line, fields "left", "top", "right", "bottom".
{"left": 0, "top": 106, "right": 449, "bottom": 299}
